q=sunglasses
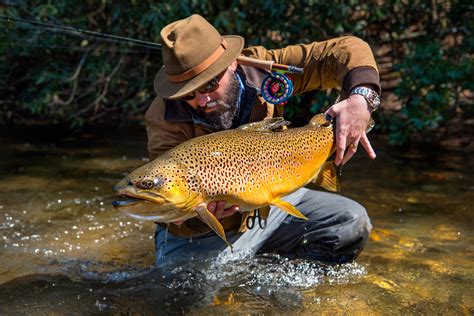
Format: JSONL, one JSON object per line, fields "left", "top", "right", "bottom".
{"left": 180, "top": 71, "right": 225, "bottom": 101}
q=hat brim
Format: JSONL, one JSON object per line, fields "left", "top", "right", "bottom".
{"left": 154, "top": 35, "right": 244, "bottom": 100}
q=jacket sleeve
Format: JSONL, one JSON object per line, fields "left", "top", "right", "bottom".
{"left": 145, "top": 97, "right": 194, "bottom": 160}
{"left": 242, "top": 36, "right": 380, "bottom": 96}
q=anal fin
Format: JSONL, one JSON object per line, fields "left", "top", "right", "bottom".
{"left": 270, "top": 198, "right": 308, "bottom": 220}
{"left": 194, "top": 203, "right": 233, "bottom": 249}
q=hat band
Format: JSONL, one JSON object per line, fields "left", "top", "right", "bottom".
{"left": 167, "top": 38, "right": 227, "bottom": 83}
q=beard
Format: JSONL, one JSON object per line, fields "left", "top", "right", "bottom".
{"left": 198, "top": 73, "right": 240, "bottom": 131}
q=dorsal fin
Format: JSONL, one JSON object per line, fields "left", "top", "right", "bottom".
{"left": 366, "top": 117, "right": 375, "bottom": 133}
{"left": 239, "top": 117, "right": 291, "bottom": 132}
{"left": 308, "top": 113, "right": 375, "bottom": 133}
{"left": 309, "top": 113, "right": 332, "bottom": 127}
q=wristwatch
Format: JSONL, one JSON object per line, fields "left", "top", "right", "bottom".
{"left": 350, "top": 86, "right": 381, "bottom": 112}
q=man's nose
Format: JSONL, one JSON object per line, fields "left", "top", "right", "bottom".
{"left": 195, "top": 93, "right": 211, "bottom": 107}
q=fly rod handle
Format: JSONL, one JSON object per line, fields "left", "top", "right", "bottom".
{"left": 237, "top": 56, "right": 303, "bottom": 74}
{"left": 237, "top": 56, "right": 274, "bottom": 71}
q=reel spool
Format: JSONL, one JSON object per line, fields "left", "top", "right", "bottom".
{"left": 236, "top": 56, "right": 302, "bottom": 105}
{"left": 261, "top": 72, "right": 294, "bottom": 105}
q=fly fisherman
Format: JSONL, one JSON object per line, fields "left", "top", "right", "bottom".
{"left": 146, "top": 14, "right": 380, "bottom": 266}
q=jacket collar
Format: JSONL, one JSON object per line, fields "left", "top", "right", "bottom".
{"left": 164, "top": 99, "right": 194, "bottom": 122}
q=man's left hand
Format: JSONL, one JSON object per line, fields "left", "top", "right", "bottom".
{"left": 324, "top": 93, "right": 376, "bottom": 166}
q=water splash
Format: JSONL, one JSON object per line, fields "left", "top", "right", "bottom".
{"left": 207, "top": 253, "right": 366, "bottom": 290}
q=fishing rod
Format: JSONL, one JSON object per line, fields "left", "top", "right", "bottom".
{"left": 2, "top": 15, "right": 304, "bottom": 104}
{"left": 0, "top": 15, "right": 163, "bottom": 50}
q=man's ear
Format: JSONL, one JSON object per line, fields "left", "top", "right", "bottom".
{"left": 228, "top": 60, "right": 238, "bottom": 72}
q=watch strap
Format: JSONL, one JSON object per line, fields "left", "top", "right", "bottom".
{"left": 350, "top": 86, "right": 380, "bottom": 112}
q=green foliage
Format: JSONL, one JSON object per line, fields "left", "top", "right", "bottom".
{"left": 387, "top": 41, "right": 473, "bottom": 145}
{"left": 1, "top": 0, "right": 472, "bottom": 146}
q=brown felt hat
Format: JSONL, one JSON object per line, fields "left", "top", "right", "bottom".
{"left": 154, "top": 14, "right": 244, "bottom": 100}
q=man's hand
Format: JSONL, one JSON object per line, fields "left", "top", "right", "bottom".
{"left": 207, "top": 201, "right": 240, "bottom": 219}
{"left": 172, "top": 201, "right": 239, "bottom": 225}
{"left": 325, "top": 93, "right": 376, "bottom": 166}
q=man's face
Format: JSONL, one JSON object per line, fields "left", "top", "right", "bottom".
{"left": 182, "top": 61, "right": 240, "bottom": 131}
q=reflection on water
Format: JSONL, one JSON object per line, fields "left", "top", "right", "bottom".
{"left": 0, "top": 127, "right": 473, "bottom": 314}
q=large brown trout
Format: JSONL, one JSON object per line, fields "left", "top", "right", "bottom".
{"left": 113, "top": 114, "right": 362, "bottom": 247}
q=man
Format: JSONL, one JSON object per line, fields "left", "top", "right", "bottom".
{"left": 146, "top": 14, "right": 380, "bottom": 266}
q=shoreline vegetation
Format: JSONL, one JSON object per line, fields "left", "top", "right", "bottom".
{"left": 1, "top": 1, "right": 472, "bottom": 149}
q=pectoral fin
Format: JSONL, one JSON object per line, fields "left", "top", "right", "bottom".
{"left": 312, "top": 161, "right": 340, "bottom": 192}
{"left": 270, "top": 198, "right": 308, "bottom": 220}
{"left": 239, "top": 117, "right": 290, "bottom": 132}
{"left": 194, "top": 203, "right": 233, "bottom": 249}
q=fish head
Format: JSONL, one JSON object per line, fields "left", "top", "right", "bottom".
{"left": 112, "top": 159, "right": 200, "bottom": 222}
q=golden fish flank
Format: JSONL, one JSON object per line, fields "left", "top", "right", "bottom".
{"left": 113, "top": 114, "right": 342, "bottom": 247}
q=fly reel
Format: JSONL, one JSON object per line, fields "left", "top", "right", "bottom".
{"left": 261, "top": 72, "right": 294, "bottom": 105}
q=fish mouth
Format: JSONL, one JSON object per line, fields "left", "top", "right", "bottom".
{"left": 113, "top": 187, "right": 166, "bottom": 205}
{"left": 112, "top": 193, "right": 165, "bottom": 221}
{"left": 112, "top": 196, "right": 142, "bottom": 208}
{"left": 112, "top": 193, "right": 192, "bottom": 223}
{"left": 112, "top": 187, "right": 145, "bottom": 206}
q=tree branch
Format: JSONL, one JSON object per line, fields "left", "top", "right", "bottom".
{"left": 74, "top": 57, "right": 123, "bottom": 117}
{"left": 51, "top": 49, "right": 89, "bottom": 106}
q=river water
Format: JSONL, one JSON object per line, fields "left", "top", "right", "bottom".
{"left": 0, "top": 125, "right": 472, "bottom": 314}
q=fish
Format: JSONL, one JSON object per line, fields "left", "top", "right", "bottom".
{"left": 113, "top": 113, "right": 370, "bottom": 247}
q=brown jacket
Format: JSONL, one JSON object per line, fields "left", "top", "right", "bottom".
{"left": 145, "top": 36, "right": 380, "bottom": 237}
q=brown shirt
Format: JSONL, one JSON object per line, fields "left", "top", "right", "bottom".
{"left": 145, "top": 36, "right": 380, "bottom": 237}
